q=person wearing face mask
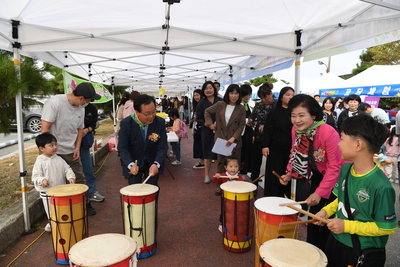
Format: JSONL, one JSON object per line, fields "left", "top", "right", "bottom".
{"left": 41, "top": 82, "right": 101, "bottom": 187}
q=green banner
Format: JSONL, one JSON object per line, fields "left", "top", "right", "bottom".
{"left": 63, "top": 70, "right": 113, "bottom": 103}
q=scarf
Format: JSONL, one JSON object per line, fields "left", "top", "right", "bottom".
{"left": 289, "top": 120, "right": 324, "bottom": 179}
{"left": 131, "top": 112, "right": 147, "bottom": 130}
{"left": 241, "top": 101, "right": 250, "bottom": 111}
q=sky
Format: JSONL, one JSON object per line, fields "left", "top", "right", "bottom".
{"left": 273, "top": 49, "right": 364, "bottom": 84}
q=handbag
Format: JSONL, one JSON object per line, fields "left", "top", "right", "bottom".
{"left": 191, "top": 121, "right": 197, "bottom": 135}
{"left": 344, "top": 164, "right": 386, "bottom": 267}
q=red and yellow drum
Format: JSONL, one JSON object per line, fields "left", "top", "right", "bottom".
{"left": 120, "top": 184, "right": 159, "bottom": 259}
{"left": 254, "top": 197, "right": 301, "bottom": 267}
{"left": 46, "top": 184, "right": 89, "bottom": 265}
{"left": 220, "top": 181, "right": 257, "bottom": 253}
{"left": 69, "top": 233, "right": 138, "bottom": 267}
{"left": 259, "top": 238, "right": 327, "bottom": 267}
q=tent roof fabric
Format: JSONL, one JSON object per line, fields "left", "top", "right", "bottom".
{"left": 1, "top": 0, "right": 400, "bottom": 90}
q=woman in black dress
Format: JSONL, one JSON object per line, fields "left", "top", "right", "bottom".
{"left": 322, "top": 96, "right": 337, "bottom": 130}
{"left": 239, "top": 84, "right": 253, "bottom": 175}
{"left": 261, "top": 86, "right": 294, "bottom": 197}
{"left": 196, "top": 81, "right": 223, "bottom": 183}
{"left": 191, "top": 89, "right": 205, "bottom": 169}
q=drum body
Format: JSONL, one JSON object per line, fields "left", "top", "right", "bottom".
{"left": 69, "top": 233, "right": 137, "bottom": 267}
{"left": 120, "top": 184, "right": 159, "bottom": 259}
{"left": 259, "top": 238, "right": 327, "bottom": 267}
{"left": 220, "top": 181, "right": 257, "bottom": 253}
{"left": 46, "top": 184, "right": 89, "bottom": 265}
{"left": 254, "top": 197, "right": 301, "bottom": 267}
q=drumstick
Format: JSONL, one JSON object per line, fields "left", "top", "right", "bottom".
{"left": 285, "top": 204, "right": 329, "bottom": 224}
{"left": 141, "top": 174, "right": 152, "bottom": 186}
{"left": 218, "top": 175, "right": 239, "bottom": 178}
{"left": 272, "top": 170, "right": 284, "bottom": 180}
{"left": 279, "top": 219, "right": 316, "bottom": 227}
{"left": 252, "top": 174, "right": 265, "bottom": 184}
{"left": 279, "top": 201, "right": 308, "bottom": 207}
{"left": 128, "top": 160, "right": 139, "bottom": 175}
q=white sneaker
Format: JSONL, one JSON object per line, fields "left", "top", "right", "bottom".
{"left": 204, "top": 176, "right": 211, "bottom": 184}
{"left": 171, "top": 160, "right": 182, "bottom": 165}
{"left": 218, "top": 224, "right": 222, "bottom": 233}
{"left": 45, "top": 223, "right": 51, "bottom": 232}
{"left": 169, "top": 153, "right": 176, "bottom": 158}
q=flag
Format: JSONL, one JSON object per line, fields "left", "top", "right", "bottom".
{"left": 62, "top": 70, "right": 113, "bottom": 103}
{"left": 158, "top": 86, "right": 166, "bottom": 95}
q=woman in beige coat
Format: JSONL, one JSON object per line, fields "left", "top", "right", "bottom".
{"left": 204, "top": 84, "right": 246, "bottom": 173}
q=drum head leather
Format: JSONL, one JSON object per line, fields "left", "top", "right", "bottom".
{"left": 120, "top": 183, "right": 159, "bottom": 196}
{"left": 69, "top": 233, "right": 137, "bottom": 266}
{"left": 46, "top": 184, "right": 89, "bottom": 197}
{"left": 255, "top": 197, "right": 301, "bottom": 216}
{"left": 260, "top": 238, "right": 327, "bottom": 267}
{"left": 220, "top": 181, "right": 257, "bottom": 193}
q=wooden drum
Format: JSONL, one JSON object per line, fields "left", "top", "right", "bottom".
{"left": 259, "top": 238, "right": 327, "bottom": 267}
{"left": 69, "top": 233, "right": 138, "bottom": 267}
{"left": 254, "top": 197, "right": 301, "bottom": 267}
{"left": 120, "top": 184, "right": 159, "bottom": 259}
{"left": 46, "top": 184, "right": 89, "bottom": 265}
{"left": 220, "top": 181, "right": 257, "bottom": 253}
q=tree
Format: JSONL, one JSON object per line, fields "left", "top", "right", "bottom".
{"left": 369, "top": 40, "right": 400, "bottom": 65}
{"left": 351, "top": 40, "right": 400, "bottom": 75}
{"left": 244, "top": 74, "right": 278, "bottom": 87}
{"left": 351, "top": 49, "right": 374, "bottom": 76}
{"left": 0, "top": 51, "right": 51, "bottom": 134}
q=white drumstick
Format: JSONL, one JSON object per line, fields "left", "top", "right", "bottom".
{"left": 141, "top": 174, "right": 152, "bottom": 186}
{"left": 218, "top": 175, "right": 239, "bottom": 178}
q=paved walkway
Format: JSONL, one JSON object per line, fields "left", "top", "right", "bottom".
{"left": 1, "top": 130, "right": 399, "bottom": 266}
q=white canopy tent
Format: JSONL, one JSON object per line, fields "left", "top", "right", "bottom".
{"left": 299, "top": 73, "right": 347, "bottom": 96}
{"left": 1, "top": 0, "right": 400, "bottom": 230}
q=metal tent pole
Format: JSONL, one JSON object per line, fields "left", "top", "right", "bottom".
{"left": 12, "top": 19, "right": 31, "bottom": 231}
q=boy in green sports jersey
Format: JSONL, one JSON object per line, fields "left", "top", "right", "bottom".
{"left": 315, "top": 114, "right": 397, "bottom": 267}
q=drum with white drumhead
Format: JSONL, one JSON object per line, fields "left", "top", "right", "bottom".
{"left": 254, "top": 197, "right": 301, "bottom": 267}
{"left": 259, "top": 238, "right": 327, "bottom": 267}
{"left": 120, "top": 184, "right": 159, "bottom": 259}
{"left": 69, "top": 233, "right": 138, "bottom": 267}
{"left": 220, "top": 181, "right": 257, "bottom": 253}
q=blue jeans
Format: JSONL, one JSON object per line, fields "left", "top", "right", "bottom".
{"left": 80, "top": 143, "right": 96, "bottom": 196}
{"left": 171, "top": 139, "right": 181, "bottom": 161}
{"left": 179, "top": 112, "right": 184, "bottom": 121}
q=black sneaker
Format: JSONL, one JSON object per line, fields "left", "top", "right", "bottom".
{"left": 193, "top": 162, "right": 205, "bottom": 169}
{"left": 87, "top": 202, "right": 96, "bottom": 216}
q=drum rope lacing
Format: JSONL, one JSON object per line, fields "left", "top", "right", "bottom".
{"left": 5, "top": 152, "right": 111, "bottom": 267}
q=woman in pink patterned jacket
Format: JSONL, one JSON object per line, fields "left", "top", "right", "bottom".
{"left": 280, "top": 94, "right": 344, "bottom": 250}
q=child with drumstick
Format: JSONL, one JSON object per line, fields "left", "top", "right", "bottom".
{"left": 212, "top": 156, "right": 245, "bottom": 232}
{"left": 32, "top": 133, "right": 76, "bottom": 232}
{"left": 314, "top": 114, "right": 396, "bottom": 266}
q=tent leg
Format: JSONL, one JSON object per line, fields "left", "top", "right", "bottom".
{"left": 13, "top": 47, "right": 31, "bottom": 232}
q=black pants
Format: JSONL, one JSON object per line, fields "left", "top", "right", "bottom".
{"left": 295, "top": 171, "right": 335, "bottom": 250}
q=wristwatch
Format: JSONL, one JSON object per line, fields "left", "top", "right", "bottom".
{"left": 153, "top": 161, "right": 160, "bottom": 168}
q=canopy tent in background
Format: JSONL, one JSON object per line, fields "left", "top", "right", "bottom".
{"left": 319, "top": 65, "right": 400, "bottom": 97}
{"left": 299, "top": 73, "right": 347, "bottom": 96}
{"left": 1, "top": 0, "right": 400, "bottom": 91}
{"left": 1, "top": 0, "right": 400, "bottom": 231}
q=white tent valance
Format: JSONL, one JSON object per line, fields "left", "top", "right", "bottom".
{"left": 1, "top": 0, "right": 400, "bottom": 89}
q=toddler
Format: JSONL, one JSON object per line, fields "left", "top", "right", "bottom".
{"left": 32, "top": 133, "right": 76, "bottom": 232}
{"left": 167, "top": 108, "right": 185, "bottom": 165}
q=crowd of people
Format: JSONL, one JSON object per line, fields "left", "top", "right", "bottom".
{"left": 32, "top": 80, "right": 398, "bottom": 266}
{"left": 188, "top": 82, "right": 397, "bottom": 266}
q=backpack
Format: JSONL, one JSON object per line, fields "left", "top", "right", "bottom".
{"left": 177, "top": 120, "right": 187, "bottom": 139}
